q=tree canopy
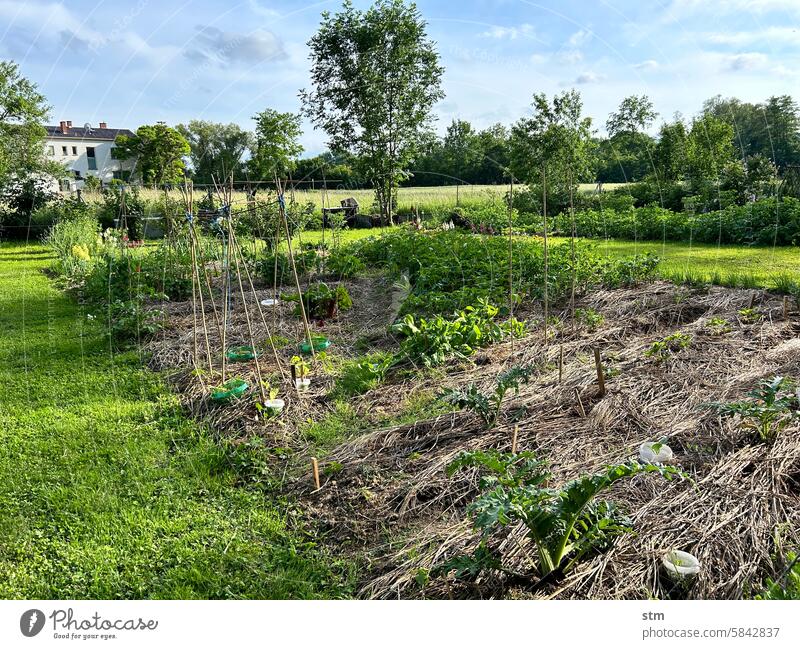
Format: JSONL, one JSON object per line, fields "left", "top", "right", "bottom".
{"left": 300, "top": 0, "right": 444, "bottom": 222}
{"left": 176, "top": 121, "right": 251, "bottom": 185}
{"left": 114, "top": 123, "right": 190, "bottom": 186}
{"left": 248, "top": 109, "right": 304, "bottom": 180}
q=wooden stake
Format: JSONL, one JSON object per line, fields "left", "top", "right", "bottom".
{"left": 594, "top": 346, "right": 606, "bottom": 397}
{"left": 574, "top": 388, "right": 586, "bottom": 418}
{"left": 558, "top": 343, "right": 564, "bottom": 384}
{"left": 311, "top": 457, "right": 320, "bottom": 491}
{"left": 748, "top": 292, "right": 755, "bottom": 309}
{"left": 511, "top": 425, "right": 519, "bottom": 454}
{"left": 783, "top": 295, "right": 789, "bottom": 319}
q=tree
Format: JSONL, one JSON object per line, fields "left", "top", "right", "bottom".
{"left": 300, "top": 0, "right": 444, "bottom": 223}
{"left": 685, "top": 114, "right": 735, "bottom": 194}
{"left": 0, "top": 60, "right": 61, "bottom": 233}
{"left": 510, "top": 90, "right": 594, "bottom": 330}
{"left": 176, "top": 121, "right": 251, "bottom": 185}
{"left": 598, "top": 95, "right": 658, "bottom": 183}
{"left": 114, "top": 123, "right": 190, "bottom": 186}
{"left": 652, "top": 117, "right": 688, "bottom": 184}
{"left": 510, "top": 90, "right": 595, "bottom": 204}
{"left": 248, "top": 109, "right": 303, "bottom": 180}
{"left": 606, "top": 95, "right": 658, "bottom": 137}
{"left": 703, "top": 95, "right": 800, "bottom": 171}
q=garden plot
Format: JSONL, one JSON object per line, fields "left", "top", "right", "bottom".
{"left": 286, "top": 283, "right": 800, "bottom": 600}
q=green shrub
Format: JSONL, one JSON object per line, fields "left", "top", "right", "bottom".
{"left": 444, "top": 451, "right": 685, "bottom": 580}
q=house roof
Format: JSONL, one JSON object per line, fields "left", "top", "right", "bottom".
{"left": 45, "top": 126, "right": 135, "bottom": 141}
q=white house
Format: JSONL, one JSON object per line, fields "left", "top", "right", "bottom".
{"left": 44, "top": 121, "right": 136, "bottom": 190}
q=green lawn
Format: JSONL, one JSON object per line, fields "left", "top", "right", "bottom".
{"left": 551, "top": 238, "right": 800, "bottom": 290}
{"left": 0, "top": 243, "right": 352, "bottom": 599}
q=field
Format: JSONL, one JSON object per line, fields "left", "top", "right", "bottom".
{"left": 82, "top": 183, "right": 621, "bottom": 215}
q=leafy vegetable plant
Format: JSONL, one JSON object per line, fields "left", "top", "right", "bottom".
{"left": 445, "top": 450, "right": 686, "bottom": 581}
{"left": 440, "top": 365, "right": 536, "bottom": 428}
{"left": 391, "top": 299, "right": 523, "bottom": 367}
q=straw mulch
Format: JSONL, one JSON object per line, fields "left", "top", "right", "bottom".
{"left": 292, "top": 283, "right": 800, "bottom": 600}
{"left": 146, "top": 275, "right": 800, "bottom": 600}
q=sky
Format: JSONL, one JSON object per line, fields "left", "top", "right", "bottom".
{"left": 1, "top": 0, "right": 799, "bottom": 154}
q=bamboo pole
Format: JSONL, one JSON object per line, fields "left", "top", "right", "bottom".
{"left": 511, "top": 425, "right": 519, "bottom": 454}
{"left": 228, "top": 226, "right": 286, "bottom": 381}
{"left": 311, "top": 457, "right": 321, "bottom": 490}
{"left": 228, "top": 218, "right": 267, "bottom": 403}
{"left": 276, "top": 176, "right": 316, "bottom": 358}
{"left": 594, "top": 346, "right": 606, "bottom": 397}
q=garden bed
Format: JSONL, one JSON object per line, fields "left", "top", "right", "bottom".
{"left": 288, "top": 283, "right": 800, "bottom": 600}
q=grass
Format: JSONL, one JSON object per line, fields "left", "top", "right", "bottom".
{"left": 550, "top": 237, "right": 800, "bottom": 292}
{"left": 0, "top": 243, "right": 354, "bottom": 599}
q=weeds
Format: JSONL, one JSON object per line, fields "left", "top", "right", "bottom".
{"left": 645, "top": 332, "right": 692, "bottom": 362}
{"left": 708, "top": 376, "right": 799, "bottom": 442}
{"left": 440, "top": 365, "right": 536, "bottom": 428}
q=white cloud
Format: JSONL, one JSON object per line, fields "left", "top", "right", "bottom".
{"left": 574, "top": 71, "right": 604, "bottom": 84}
{"left": 0, "top": 0, "right": 175, "bottom": 63}
{"left": 723, "top": 52, "right": 769, "bottom": 71}
{"left": 568, "top": 29, "right": 592, "bottom": 47}
{"left": 479, "top": 23, "right": 535, "bottom": 40}
{"left": 662, "top": 0, "right": 800, "bottom": 23}
{"left": 184, "top": 25, "right": 287, "bottom": 64}
{"left": 634, "top": 59, "right": 659, "bottom": 70}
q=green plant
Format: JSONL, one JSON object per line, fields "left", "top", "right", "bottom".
{"left": 290, "top": 355, "right": 311, "bottom": 378}
{"left": 645, "top": 332, "right": 692, "bottom": 361}
{"left": 576, "top": 307, "right": 605, "bottom": 331}
{"left": 284, "top": 282, "right": 352, "bottom": 320}
{"left": 738, "top": 307, "right": 762, "bottom": 324}
{"left": 708, "top": 376, "right": 799, "bottom": 442}
{"left": 103, "top": 297, "right": 163, "bottom": 346}
{"left": 390, "top": 299, "right": 517, "bottom": 367}
{"left": 755, "top": 553, "right": 800, "bottom": 600}
{"left": 445, "top": 451, "right": 685, "bottom": 580}
{"left": 705, "top": 317, "right": 731, "bottom": 335}
{"left": 335, "top": 353, "right": 395, "bottom": 396}
{"left": 440, "top": 365, "right": 536, "bottom": 428}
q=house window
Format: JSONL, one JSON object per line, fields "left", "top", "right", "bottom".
{"left": 47, "top": 145, "right": 55, "bottom": 156}
{"left": 72, "top": 146, "right": 78, "bottom": 155}
{"left": 86, "top": 146, "right": 97, "bottom": 170}
{"left": 62, "top": 146, "right": 68, "bottom": 155}
{"left": 109, "top": 147, "right": 117, "bottom": 160}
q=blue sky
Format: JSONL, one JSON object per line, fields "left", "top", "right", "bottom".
{"left": 1, "top": 0, "right": 798, "bottom": 154}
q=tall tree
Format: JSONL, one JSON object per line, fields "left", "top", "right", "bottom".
{"left": 510, "top": 90, "right": 595, "bottom": 202}
{"left": 300, "top": 0, "right": 444, "bottom": 223}
{"left": 0, "top": 60, "right": 52, "bottom": 185}
{"left": 685, "top": 114, "right": 735, "bottom": 192}
{"left": 114, "top": 123, "right": 190, "bottom": 186}
{"left": 176, "top": 121, "right": 251, "bottom": 184}
{"left": 248, "top": 109, "right": 303, "bottom": 180}
{"left": 599, "top": 95, "right": 658, "bottom": 183}
{"left": 442, "top": 119, "right": 481, "bottom": 199}
{"left": 652, "top": 116, "right": 688, "bottom": 184}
